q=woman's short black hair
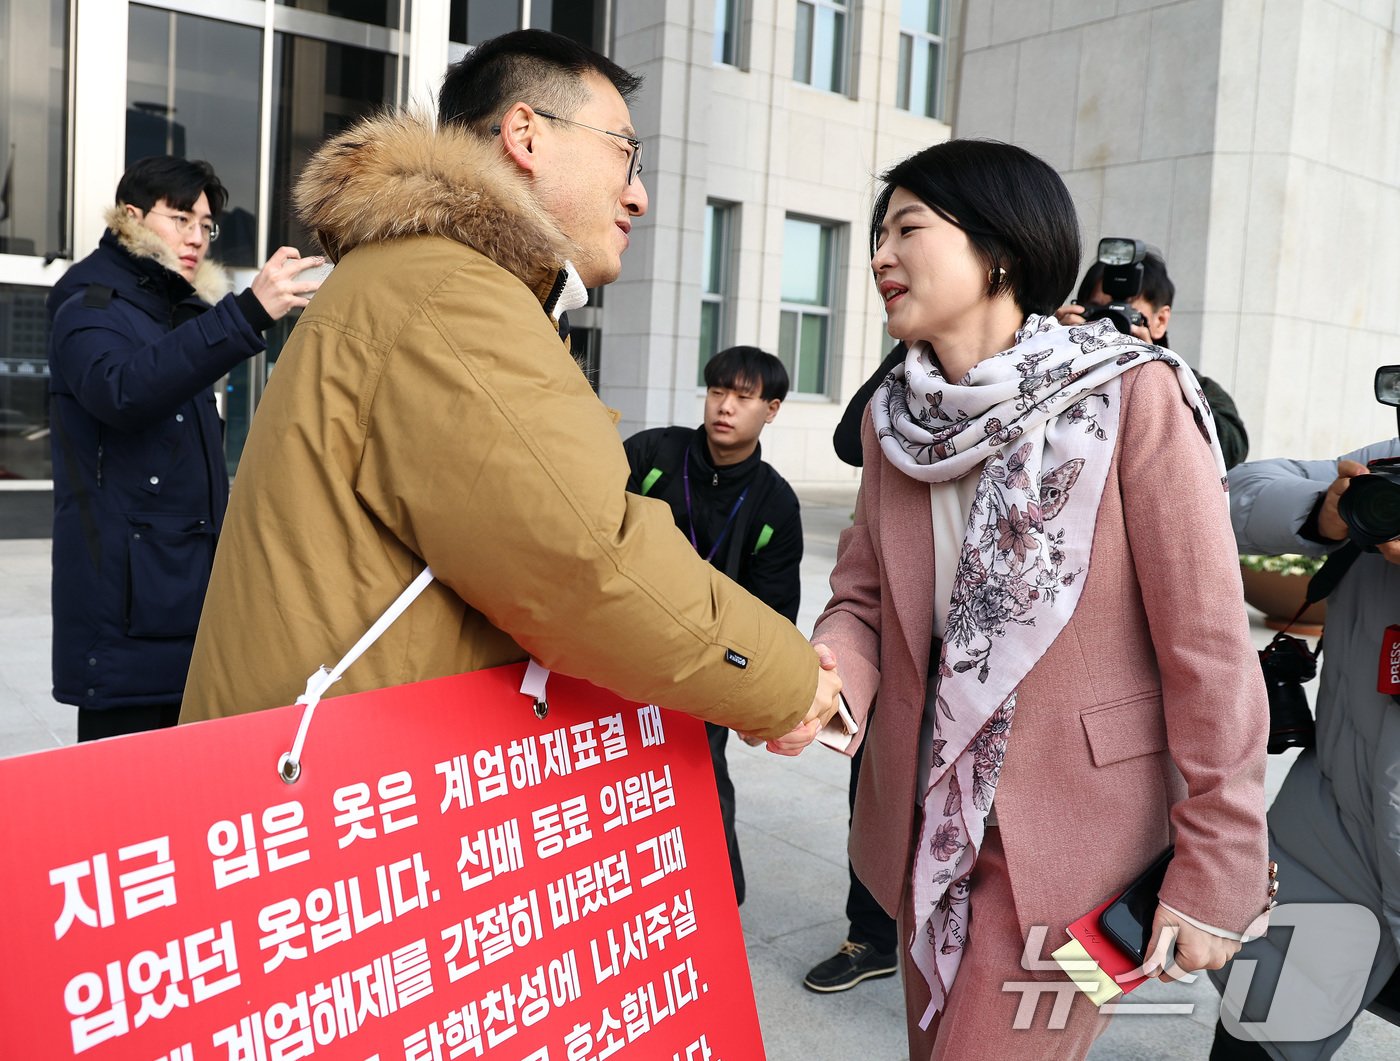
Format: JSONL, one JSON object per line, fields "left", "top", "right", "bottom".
{"left": 115, "top": 156, "right": 227, "bottom": 216}
{"left": 704, "top": 346, "right": 789, "bottom": 403}
{"left": 870, "top": 140, "right": 1080, "bottom": 316}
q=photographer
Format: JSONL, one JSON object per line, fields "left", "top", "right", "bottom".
{"left": 1057, "top": 246, "right": 1249, "bottom": 468}
{"left": 1209, "top": 399, "right": 1400, "bottom": 1057}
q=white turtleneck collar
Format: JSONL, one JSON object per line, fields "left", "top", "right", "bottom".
{"left": 552, "top": 261, "right": 590, "bottom": 322}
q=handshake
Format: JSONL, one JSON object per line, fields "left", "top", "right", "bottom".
{"left": 738, "top": 643, "right": 845, "bottom": 757}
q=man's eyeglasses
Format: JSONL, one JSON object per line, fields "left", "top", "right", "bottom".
{"left": 146, "top": 209, "right": 219, "bottom": 243}
{"left": 533, "top": 110, "right": 644, "bottom": 185}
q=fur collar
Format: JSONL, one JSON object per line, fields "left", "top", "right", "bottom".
{"left": 294, "top": 110, "right": 576, "bottom": 299}
{"left": 104, "top": 205, "right": 232, "bottom": 305}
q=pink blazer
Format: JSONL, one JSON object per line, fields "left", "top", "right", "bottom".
{"left": 813, "top": 363, "right": 1271, "bottom": 944}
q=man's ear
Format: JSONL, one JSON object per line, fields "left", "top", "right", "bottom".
{"left": 497, "top": 103, "right": 541, "bottom": 175}
{"left": 1150, "top": 303, "right": 1171, "bottom": 342}
{"left": 122, "top": 203, "right": 142, "bottom": 221}
{"left": 765, "top": 398, "right": 782, "bottom": 424}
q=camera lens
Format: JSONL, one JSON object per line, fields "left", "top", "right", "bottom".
{"left": 1338, "top": 472, "right": 1400, "bottom": 548}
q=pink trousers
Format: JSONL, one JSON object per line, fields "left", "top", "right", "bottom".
{"left": 896, "top": 827, "right": 1113, "bottom": 1059}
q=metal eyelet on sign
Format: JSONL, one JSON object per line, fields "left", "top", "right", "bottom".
{"left": 533, "top": 698, "right": 549, "bottom": 720}
{"left": 278, "top": 752, "right": 301, "bottom": 784}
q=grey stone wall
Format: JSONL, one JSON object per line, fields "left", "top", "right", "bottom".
{"left": 955, "top": 0, "right": 1400, "bottom": 461}
{"left": 604, "top": 0, "right": 947, "bottom": 485}
{"left": 956, "top": 0, "right": 1223, "bottom": 380}
{"left": 1202, "top": 0, "right": 1400, "bottom": 459}
{"left": 605, "top": 0, "right": 1400, "bottom": 479}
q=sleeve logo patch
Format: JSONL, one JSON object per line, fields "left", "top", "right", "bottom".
{"left": 724, "top": 648, "right": 749, "bottom": 669}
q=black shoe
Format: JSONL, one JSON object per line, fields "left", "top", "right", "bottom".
{"left": 802, "top": 940, "right": 898, "bottom": 993}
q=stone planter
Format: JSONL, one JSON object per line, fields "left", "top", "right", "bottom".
{"left": 1239, "top": 565, "right": 1326, "bottom": 635}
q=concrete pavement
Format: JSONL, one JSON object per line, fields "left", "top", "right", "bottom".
{"left": 2, "top": 491, "right": 1394, "bottom": 1058}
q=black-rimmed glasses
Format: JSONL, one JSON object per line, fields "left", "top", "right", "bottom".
{"left": 534, "top": 110, "right": 644, "bottom": 185}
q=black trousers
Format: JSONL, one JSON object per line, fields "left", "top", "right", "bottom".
{"left": 706, "top": 722, "right": 745, "bottom": 905}
{"left": 847, "top": 738, "right": 899, "bottom": 952}
{"left": 77, "top": 703, "right": 180, "bottom": 743}
{"left": 1210, "top": 965, "right": 1400, "bottom": 1059}
{"left": 1208, "top": 1020, "right": 1272, "bottom": 1059}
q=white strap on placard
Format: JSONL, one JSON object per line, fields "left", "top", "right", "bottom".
{"left": 520, "top": 658, "right": 552, "bottom": 719}
{"left": 277, "top": 567, "right": 559, "bottom": 783}
{"left": 278, "top": 566, "right": 437, "bottom": 784}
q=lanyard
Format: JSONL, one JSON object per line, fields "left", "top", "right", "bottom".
{"left": 682, "top": 450, "right": 748, "bottom": 563}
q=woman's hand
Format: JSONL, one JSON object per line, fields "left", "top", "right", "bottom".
{"left": 1143, "top": 907, "right": 1241, "bottom": 981}
{"left": 741, "top": 643, "right": 842, "bottom": 756}
{"left": 763, "top": 715, "right": 823, "bottom": 756}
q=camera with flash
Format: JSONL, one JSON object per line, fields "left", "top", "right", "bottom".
{"left": 1337, "top": 366, "right": 1400, "bottom": 549}
{"left": 1075, "top": 237, "right": 1153, "bottom": 334}
{"left": 1081, "top": 237, "right": 1151, "bottom": 336}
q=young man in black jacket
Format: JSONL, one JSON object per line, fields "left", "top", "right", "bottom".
{"left": 623, "top": 346, "right": 802, "bottom": 905}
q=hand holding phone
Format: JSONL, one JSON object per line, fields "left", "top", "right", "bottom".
{"left": 833, "top": 695, "right": 857, "bottom": 735}
{"left": 1098, "top": 846, "right": 1174, "bottom": 964}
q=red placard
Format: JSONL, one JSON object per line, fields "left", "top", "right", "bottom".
{"left": 0, "top": 665, "right": 764, "bottom": 1061}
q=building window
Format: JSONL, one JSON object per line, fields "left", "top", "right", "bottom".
{"left": 714, "top": 0, "right": 743, "bottom": 66}
{"left": 268, "top": 33, "right": 400, "bottom": 259}
{"left": 0, "top": 285, "right": 52, "bottom": 481}
{"left": 223, "top": 28, "right": 400, "bottom": 475}
{"left": 0, "top": 0, "right": 69, "bottom": 260}
{"left": 277, "top": 1, "right": 401, "bottom": 28}
{"left": 451, "top": 0, "right": 521, "bottom": 44}
{"left": 897, "top": 0, "right": 947, "bottom": 119}
{"left": 779, "top": 216, "right": 839, "bottom": 395}
{"left": 529, "top": 0, "right": 603, "bottom": 48}
{"left": 698, "top": 201, "right": 734, "bottom": 383}
{"left": 127, "top": 5, "right": 263, "bottom": 269}
{"left": 794, "top": 0, "right": 849, "bottom": 94}
{"left": 451, "top": 1, "right": 602, "bottom": 48}
{"left": 559, "top": 284, "right": 604, "bottom": 392}
{"left": 570, "top": 325, "right": 602, "bottom": 392}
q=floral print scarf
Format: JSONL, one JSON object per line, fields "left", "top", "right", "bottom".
{"left": 869, "top": 313, "right": 1225, "bottom": 1027}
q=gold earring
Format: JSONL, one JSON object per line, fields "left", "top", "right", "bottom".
{"left": 988, "top": 266, "right": 1006, "bottom": 290}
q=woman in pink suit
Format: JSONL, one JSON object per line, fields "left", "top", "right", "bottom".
{"left": 810, "top": 140, "right": 1273, "bottom": 1057}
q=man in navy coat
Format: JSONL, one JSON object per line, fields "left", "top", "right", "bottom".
{"left": 47, "top": 155, "right": 322, "bottom": 740}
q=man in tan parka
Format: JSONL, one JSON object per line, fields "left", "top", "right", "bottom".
{"left": 180, "top": 30, "right": 840, "bottom": 749}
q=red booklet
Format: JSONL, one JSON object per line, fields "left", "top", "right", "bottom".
{"left": 1051, "top": 893, "right": 1152, "bottom": 1006}
{"left": 1054, "top": 846, "right": 1174, "bottom": 1005}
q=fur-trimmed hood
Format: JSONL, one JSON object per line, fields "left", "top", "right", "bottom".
{"left": 295, "top": 111, "right": 576, "bottom": 298}
{"left": 104, "top": 204, "right": 232, "bottom": 305}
